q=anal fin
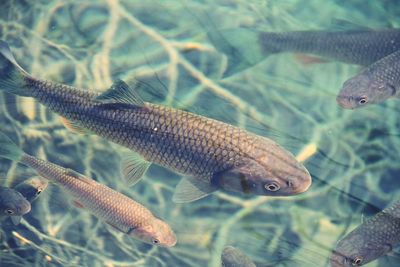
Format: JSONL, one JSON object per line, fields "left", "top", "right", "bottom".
{"left": 294, "top": 54, "right": 330, "bottom": 65}
{"left": 11, "top": 215, "right": 22, "bottom": 225}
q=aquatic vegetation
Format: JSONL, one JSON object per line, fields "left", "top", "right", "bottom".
{"left": 0, "top": 0, "right": 399, "bottom": 266}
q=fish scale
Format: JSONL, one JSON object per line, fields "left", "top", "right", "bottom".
{"left": 28, "top": 78, "right": 256, "bottom": 177}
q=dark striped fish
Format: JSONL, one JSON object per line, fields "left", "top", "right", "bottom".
{"left": 0, "top": 132, "right": 176, "bottom": 247}
{"left": 330, "top": 201, "right": 400, "bottom": 267}
{"left": 0, "top": 41, "right": 311, "bottom": 203}
{"left": 0, "top": 186, "right": 31, "bottom": 225}
{"left": 207, "top": 26, "right": 400, "bottom": 76}
{"left": 337, "top": 49, "right": 400, "bottom": 109}
{"left": 221, "top": 246, "right": 256, "bottom": 267}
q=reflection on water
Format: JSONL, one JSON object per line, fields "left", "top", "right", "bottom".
{"left": 0, "top": 0, "right": 399, "bottom": 266}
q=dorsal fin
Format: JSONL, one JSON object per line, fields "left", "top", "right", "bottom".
{"left": 331, "top": 19, "right": 372, "bottom": 31}
{"left": 95, "top": 80, "right": 145, "bottom": 106}
{"left": 65, "top": 169, "right": 97, "bottom": 186}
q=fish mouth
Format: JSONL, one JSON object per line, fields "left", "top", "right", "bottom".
{"left": 329, "top": 252, "right": 347, "bottom": 267}
{"left": 336, "top": 95, "right": 354, "bottom": 109}
{"left": 293, "top": 169, "right": 312, "bottom": 194}
{"left": 161, "top": 236, "right": 177, "bottom": 247}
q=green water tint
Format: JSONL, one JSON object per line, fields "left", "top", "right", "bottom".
{"left": 0, "top": 0, "right": 399, "bottom": 266}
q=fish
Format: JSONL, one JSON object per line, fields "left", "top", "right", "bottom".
{"left": 13, "top": 176, "right": 48, "bottom": 203}
{"left": 221, "top": 246, "right": 256, "bottom": 267}
{"left": 330, "top": 201, "right": 400, "bottom": 267}
{"left": 0, "top": 186, "right": 31, "bottom": 225}
{"left": 0, "top": 132, "right": 176, "bottom": 247}
{"left": 336, "top": 49, "right": 400, "bottom": 109}
{"left": 207, "top": 26, "right": 400, "bottom": 76}
{"left": 0, "top": 41, "right": 311, "bottom": 203}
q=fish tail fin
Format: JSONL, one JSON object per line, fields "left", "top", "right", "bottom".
{"left": 0, "top": 41, "right": 31, "bottom": 97}
{"left": 207, "top": 28, "right": 269, "bottom": 76}
{"left": 0, "top": 132, "right": 24, "bottom": 162}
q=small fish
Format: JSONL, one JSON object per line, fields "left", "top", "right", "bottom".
{"left": 207, "top": 25, "right": 400, "bottom": 76}
{"left": 13, "top": 176, "right": 48, "bottom": 203}
{"left": 336, "top": 49, "right": 400, "bottom": 109}
{"left": 221, "top": 246, "right": 256, "bottom": 267}
{"left": 0, "top": 41, "right": 311, "bottom": 203}
{"left": 0, "top": 186, "right": 31, "bottom": 225}
{"left": 0, "top": 132, "right": 176, "bottom": 247}
{"left": 330, "top": 201, "right": 400, "bottom": 267}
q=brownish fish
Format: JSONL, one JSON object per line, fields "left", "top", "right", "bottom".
{"left": 0, "top": 132, "right": 176, "bottom": 247}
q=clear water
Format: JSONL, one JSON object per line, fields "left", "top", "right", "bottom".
{"left": 0, "top": 0, "right": 399, "bottom": 266}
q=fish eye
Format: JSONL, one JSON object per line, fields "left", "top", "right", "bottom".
{"left": 5, "top": 209, "right": 14, "bottom": 215}
{"left": 358, "top": 96, "right": 368, "bottom": 105}
{"left": 36, "top": 189, "right": 42, "bottom": 195}
{"left": 352, "top": 256, "right": 363, "bottom": 266}
{"left": 265, "top": 182, "right": 280, "bottom": 191}
{"left": 152, "top": 238, "right": 159, "bottom": 244}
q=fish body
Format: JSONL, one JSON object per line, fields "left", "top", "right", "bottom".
{"left": 0, "top": 186, "right": 31, "bottom": 225}
{"left": 0, "top": 133, "right": 176, "bottom": 247}
{"left": 221, "top": 246, "right": 256, "bottom": 267}
{"left": 330, "top": 201, "right": 400, "bottom": 267}
{"left": 207, "top": 27, "right": 400, "bottom": 76}
{"left": 259, "top": 29, "right": 400, "bottom": 66}
{"left": 0, "top": 41, "right": 311, "bottom": 202}
{"left": 337, "top": 49, "right": 400, "bottom": 109}
{"left": 13, "top": 176, "right": 48, "bottom": 203}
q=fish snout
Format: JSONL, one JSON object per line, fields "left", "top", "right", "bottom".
{"left": 292, "top": 167, "right": 312, "bottom": 194}
{"left": 19, "top": 200, "right": 32, "bottom": 215}
{"left": 161, "top": 233, "right": 177, "bottom": 247}
{"left": 329, "top": 252, "right": 347, "bottom": 267}
{"left": 336, "top": 95, "right": 355, "bottom": 109}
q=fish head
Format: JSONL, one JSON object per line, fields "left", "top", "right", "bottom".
{"left": 0, "top": 188, "right": 31, "bottom": 216}
{"left": 15, "top": 176, "right": 48, "bottom": 202}
{"left": 330, "top": 231, "right": 391, "bottom": 267}
{"left": 337, "top": 73, "right": 396, "bottom": 109}
{"left": 217, "top": 137, "right": 312, "bottom": 196}
{"left": 130, "top": 217, "right": 177, "bottom": 247}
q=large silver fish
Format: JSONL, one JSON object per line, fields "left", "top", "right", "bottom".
{"left": 0, "top": 132, "right": 176, "bottom": 247}
{"left": 0, "top": 41, "right": 311, "bottom": 203}
{"left": 330, "top": 201, "right": 400, "bottom": 267}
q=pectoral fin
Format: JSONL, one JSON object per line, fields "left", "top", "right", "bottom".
{"left": 106, "top": 221, "right": 126, "bottom": 234}
{"left": 95, "top": 80, "right": 145, "bottom": 106}
{"left": 121, "top": 153, "right": 151, "bottom": 186}
{"left": 72, "top": 200, "right": 85, "bottom": 209}
{"left": 172, "top": 177, "right": 218, "bottom": 203}
{"left": 11, "top": 215, "right": 22, "bottom": 225}
{"left": 294, "top": 54, "right": 330, "bottom": 65}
